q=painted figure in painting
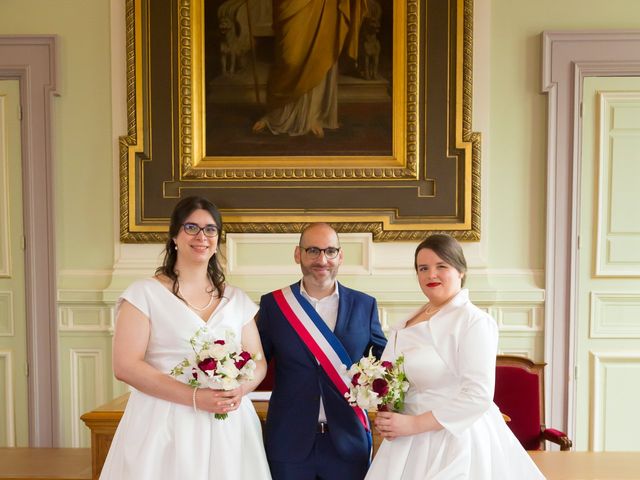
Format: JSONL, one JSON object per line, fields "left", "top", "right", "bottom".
{"left": 252, "top": 0, "right": 367, "bottom": 138}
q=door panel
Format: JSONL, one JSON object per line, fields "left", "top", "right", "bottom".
{"left": 576, "top": 77, "right": 640, "bottom": 451}
{"left": 0, "top": 79, "right": 28, "bottom": 446}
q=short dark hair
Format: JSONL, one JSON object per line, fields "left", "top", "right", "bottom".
{"left": 156, "top": 195, "right": 225, "bottom": 297}
{"left": 414, "top": 234, "right": 467, "bottom": 286}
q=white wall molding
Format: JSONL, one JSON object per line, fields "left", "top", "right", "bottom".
{"left": 494, "top": 304, "right": 544, "bottom": 331}
{"left": 226, "top": 233, "right": 373, "bottom": 276}
{"left": 595, "top": 92, "right": 640, "bottom": 276}
{"left": 58, "top": 304, "right": 113, "bottom": 332}
{"left": 541, "top": 29, "right": 640, "bottom": 439}
{"left": 590, "top": 292, "right": 640, "bottom": 338}
{"left": 0, "top": 350, "right": 15, "bottom": 446}
{"left": 57, "top": 288, "right": 108, "bottom": 303}
{"left": 69, "top": 349, "right": 105, "bottom": 448}
{"left": 0, "top": 94, "right": 11, "bottom": 278}
{"left": 590, "top": 351, "right": 640, "bottom": 451}
{"left": 0, "top": 290, "right": 13, "bottom": 336}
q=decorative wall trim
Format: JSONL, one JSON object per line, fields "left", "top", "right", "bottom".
{"left": 595, "top": 92, "right": 640, "bottom": 276}
{"left": 57, "top": 288, "right": 107, "bottom": 303}
{"left": 494, "top": 305, "right": 543, "bottom": 330}
{"left": 498, "top": 347, "right": 537, "bottom": 358}
{"left": 0, "top": 35, "right": 59, "bottom": 446}
{"left": 590, "top": 292, "right": 640, "bottom": 338}
{"left": 590, "top": 351, "right": 640, "bottom": 451}
{"left": 0, "top": 291, "right": 13, "bottom": 336}
{"left": 541, "top": 29, "right": 640, "bottom": 439}
{"left": 0, "top": 94, "right": 11, "bottom": 278}
{"left": 59, "top": 305, "right": 112, "bottom": 332}
{"left": 70, "top": 349, "right": 105, "bottom": 448}
{"left": 226, "top": 233, "right": 373, "bottom": 276}
{"left": 0, "top": 350, "right": 15, "bottom": 446}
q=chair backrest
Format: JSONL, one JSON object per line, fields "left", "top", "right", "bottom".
{"left": 494, "top": 355, "right": 545, "bottom": 450}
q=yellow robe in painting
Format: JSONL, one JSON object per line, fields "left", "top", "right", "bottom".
{"left": 259, "top": 0, "right": 365, "bottom": 136}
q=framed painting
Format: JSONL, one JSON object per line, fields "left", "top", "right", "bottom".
{"left": 120, "top": 0, "right": 480, "bottom": 241}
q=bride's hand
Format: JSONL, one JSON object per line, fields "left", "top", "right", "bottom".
{"left": 374, "top": 411, "right": 417, "bottom": 440}
{"left": 196, "top": 387, "right": 242, "bottom": 414}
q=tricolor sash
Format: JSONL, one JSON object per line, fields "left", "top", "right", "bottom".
{"left": 272, "top": 284, "right": 371, "bottom": 434}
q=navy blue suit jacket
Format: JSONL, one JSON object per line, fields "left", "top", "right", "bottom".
{"left": 257, "top": 282, "right": 387, "bottom": 464}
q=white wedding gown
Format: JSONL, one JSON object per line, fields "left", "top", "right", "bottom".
{"left": 366, "top": 318, "right": 544, "bottom": 480}
{"left": 100, "top": 279, "right": 272, "bottom": 480}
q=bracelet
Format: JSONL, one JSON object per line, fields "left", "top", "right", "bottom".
{"left": 192, "top": 387, "right": 199, "bottom": 414}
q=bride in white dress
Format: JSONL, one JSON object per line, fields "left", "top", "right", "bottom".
{"left": 366, "top": 234, "right": 544, "bottom": 480}
{"left": 100, "top": 196, "right": 272, "bottom": 480}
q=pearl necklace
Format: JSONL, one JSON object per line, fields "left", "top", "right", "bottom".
{"left": 178, "top": 283, "right": 215, "bottom": 312}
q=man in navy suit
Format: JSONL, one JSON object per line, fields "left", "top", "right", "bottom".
{"left": 258, "top": 223, "right": 387, "bottom": 480}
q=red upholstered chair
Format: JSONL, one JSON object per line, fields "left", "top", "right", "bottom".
{"left": 494, "top": 355, "right": 572, "bottom": 451}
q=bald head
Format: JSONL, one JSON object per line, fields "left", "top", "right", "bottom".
{"left": 299, "top": 223, "right": 340, "bottom": 247}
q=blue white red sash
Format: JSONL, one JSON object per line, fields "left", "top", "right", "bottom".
{"left": 272, "top": 284, "right": 371, "bottom": 434}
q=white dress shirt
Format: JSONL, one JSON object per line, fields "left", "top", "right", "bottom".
{"left": 300, "top": 281, "right": 340, "bottom": 423}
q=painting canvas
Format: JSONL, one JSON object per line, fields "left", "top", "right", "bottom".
{"left": 204, "top": 0, "right": 393, "bottom": 157}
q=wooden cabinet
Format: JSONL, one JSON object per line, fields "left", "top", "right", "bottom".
{"left": 80, "top": 394, "right": 127, "bottom": 480}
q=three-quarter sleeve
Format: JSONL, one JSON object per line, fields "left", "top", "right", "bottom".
{"left": 431, "top": 312, "right": 499, "bottom": 435}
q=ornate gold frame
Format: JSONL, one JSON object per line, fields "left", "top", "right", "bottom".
{"left": 120, "top": 0, "right": 480, "bottom": 242}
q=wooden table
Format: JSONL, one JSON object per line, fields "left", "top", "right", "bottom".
{"left": 0, "top": 448, "right": 91, "bottom": 479}
{"left": 82, "top": 394, "right": 640, "bottom": 480}
{"left": 529, "top": 451, "right": 640, "bottom": 479}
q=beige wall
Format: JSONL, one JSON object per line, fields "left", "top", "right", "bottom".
{"left": 1, "top": 0, "right": 639, "bottom": 447}
{"left": 487, "top": 0, "right": 640, "bottom": 270}
{"left": 0, "top": 0, "right": 115, "bottom": 290}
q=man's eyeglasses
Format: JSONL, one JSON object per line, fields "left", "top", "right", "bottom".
{"left": 182, "top": 223, "right": 220, "bottom": 238}
{"left": 300, "top": 246, "right": 341, "bottom": 259}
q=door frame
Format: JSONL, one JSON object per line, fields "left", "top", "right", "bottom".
{"left": 542, "top": 30, "right": 640, "bottom": 440}
{"left": 0, "top": 36, "right": 59, "bottom": 446}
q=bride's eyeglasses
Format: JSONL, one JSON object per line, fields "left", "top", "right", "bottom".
{"left": 182, "top": 223, "right": 220, "bottom": 238}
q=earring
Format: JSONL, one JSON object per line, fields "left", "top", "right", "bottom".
{"left": 174, "top": 244, "right": 178, "bottom": 251}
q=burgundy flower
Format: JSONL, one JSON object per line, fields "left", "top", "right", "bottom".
{"left": 234, "top": 351, "right": 252, "bottom": 369}
{"left": 377, "top": 404, "right": 390, "bottom": 412}
{"left": 351, "top": 372, "right": 361, "bottom": 386}
{"left": 214, "top": 339, "right": 225, "bottom": 345}
{"left": 198, "top": 357, "right": 217, "bottom": 373}
{"left": 372, "top": 378, "right": 389, "bottom": 397}
{"left": 381, "top": 361, "right": 393, "bottom": 371}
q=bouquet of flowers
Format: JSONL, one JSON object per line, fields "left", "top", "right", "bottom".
{"left": 344, "top": 350, "right": 409, "bottom": 412}
{"left": 170, "top": 326, "right": 260, "bottom": 419}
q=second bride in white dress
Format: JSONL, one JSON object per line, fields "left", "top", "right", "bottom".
{"left": 366, "top": 234, "right": 545, "bottom": 480}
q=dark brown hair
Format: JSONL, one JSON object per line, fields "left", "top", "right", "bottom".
{"left": 156, "top": 196, "right": 225, "bottom": 297}
{"left": 414, "top": 234, "right": 467, "bottom": 286}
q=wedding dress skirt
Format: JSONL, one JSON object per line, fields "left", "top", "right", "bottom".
{"left": 100, "top": 279, "right": 272, "bottom": 480}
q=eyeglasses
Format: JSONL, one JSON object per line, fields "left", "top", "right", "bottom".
{"left": 300, "top": 246, "right": 341, "bottom": 259}
{"left": 182, "top": 223, "right": 220, "bottom": 238}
